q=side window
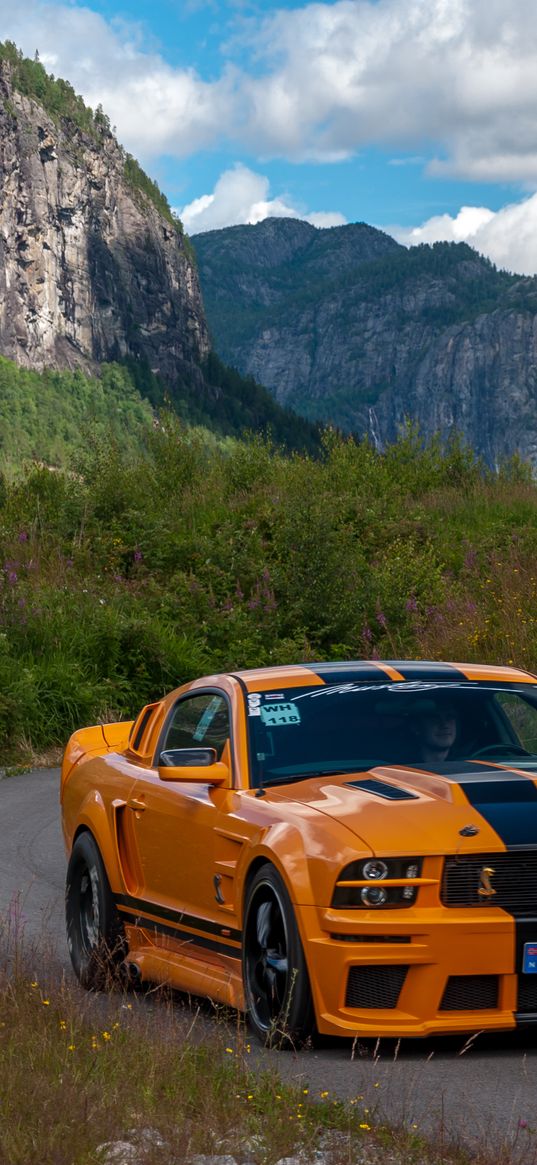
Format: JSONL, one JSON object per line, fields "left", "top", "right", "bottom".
{"left": 161, "top": 694, "right": 230, "bottom": 760}
{"left": 494, "top": 692, "right": 537, "bottom": 753}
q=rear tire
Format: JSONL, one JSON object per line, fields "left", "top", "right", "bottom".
{"left": 243, "top": 863, "right": 314, "bottom": 1047}
{"left": 66, "top": 832, "right": 126, "bottom": 989}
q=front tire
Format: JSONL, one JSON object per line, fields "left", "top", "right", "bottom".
{"left": 243, "top": 863, "right": 314, "bottom": 1046}
{"left": 66, "top": 831, "right": 126, "bottom": 989}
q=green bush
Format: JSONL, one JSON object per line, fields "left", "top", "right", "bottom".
{"left": 1, "top": 422, "right": 536, "bottom": 759}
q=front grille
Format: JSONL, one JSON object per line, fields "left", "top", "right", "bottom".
{"left": 345, "top": 964, "right": 408, "bottom": 1009}
{"left": 442, "top": 852, "right": 537, "bottom": 915}
{"left": 518, "top": 976, "right": 537, "bottom": 1013}
{"left": 440, "top": 975, "right": 499, "bottom": 1011}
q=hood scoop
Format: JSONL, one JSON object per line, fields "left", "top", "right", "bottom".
{"left": 345, "top": 778, "right": 418, "bottom": 801}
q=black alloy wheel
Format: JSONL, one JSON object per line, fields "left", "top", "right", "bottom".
{"left": 66, "top": 831, "right": 126, "bottom": 989}
{"left": 243, "top": 863, "right": 314, "bottom": 1046}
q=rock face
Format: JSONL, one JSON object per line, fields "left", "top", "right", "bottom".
{"left": 193, "top": 218, "right": 537, "bottom": 468}
{"left": 0, "top": 62, "right": 209, "bottom": 382}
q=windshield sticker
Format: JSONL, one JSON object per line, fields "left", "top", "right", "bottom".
{"left": 265, "top": 693, "right": 285, "bottom": 701}
{"left": 260, "top": 702, "right": 301, "bottom": 726}
{"left": 248, "top": 693, "right": 262, "bottom": 717}
{"left": 193, "top": 697, "right": 222, "bottom": 741}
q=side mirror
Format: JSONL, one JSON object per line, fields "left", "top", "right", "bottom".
{"left": 158, "top": 747, "right": 229, "bottom": 785}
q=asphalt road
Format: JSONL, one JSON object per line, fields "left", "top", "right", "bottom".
{"left": 2, "top": 767, "right": 537, "bottom": 1157}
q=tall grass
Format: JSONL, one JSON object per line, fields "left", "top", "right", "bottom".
{"left": 1, "top": 903, "right": 532, "bottom": 1165}
{"left": 0, "top": 421, "right": 535, "bottom": 760}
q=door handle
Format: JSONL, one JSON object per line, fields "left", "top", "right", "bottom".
{"left": 127, "top": 798, "right": 146, "bottom": 812}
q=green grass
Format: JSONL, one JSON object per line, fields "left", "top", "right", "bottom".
{"left": 1, "top": 910, "right": 531, "bottom": 1165}
{"left": 0, "top": 421, "right": 536, "bottom": 761}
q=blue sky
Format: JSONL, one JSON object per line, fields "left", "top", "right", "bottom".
{"left": 4, "top": 0, "right": 537, "bottom": 271}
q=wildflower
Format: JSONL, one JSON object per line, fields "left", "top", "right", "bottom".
{"left": 68, "top": 1044, "right": 76, "bottom": 1052}
{"left": 320, "top": 1091, "right": 329, "bottom": 1098}
{"left": 225, "top": 1047, "right": 234, "bottom": 1054}
{"left": 133, "top": 548, "right": 143, "bottom": 563}
{"left": 59, "top": 1020, "right": 67, "bottom": 1030}
{"left": 359, "top": 1123, "right": 370, "bottom": 1130}
{"left": 102, "top": 1030, "right": 111, "bottom": 1041}
{"left": 30, "top": 981, "right": 38, "bottom": 988}
{"left": 18, "top": 530, "right": 28, "bottom": 543}
{"left": 303, "top": 1088, "right": 308, "bottom": 1095}
{"left": 519, "top": 1120, "right": 528, "bottom": 1129}
{"left": 7, "top": 571, "right": 17, "bottom": 585}
{"left": 42, "top": 999, "right": 50, "bottom": 1006}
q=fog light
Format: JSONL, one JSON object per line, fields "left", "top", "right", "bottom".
{"left": 361, "top": 886, "right": 389, "bottom": 906}
{"left": 405, "top": 863, "right": 419, "bottom": 879}
{"left": 363, "top": 860, "right": 389, "bottom": 880}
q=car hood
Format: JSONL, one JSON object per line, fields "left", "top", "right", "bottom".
{"left": 263, "top": 761, "right": 537, "bottom": 855}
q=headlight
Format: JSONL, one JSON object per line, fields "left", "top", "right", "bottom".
{"left": 332, "top": 858, "right": 423, "bottom": 909}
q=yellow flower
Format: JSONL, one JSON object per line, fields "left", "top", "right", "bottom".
{"left": 225, "top": 1047, "right": 233, "bottom": 1054}
{"left": 359, "top": 1123, "right": 370, "bottom": 1130}
{"left": 102, "top": 1031, "right": 111, "bottom": 1041}
{"left": 30, "top": 981, "right": 38, "bottom": 988}
{"left": 320, "top": 1090, "right": 329, "bottom": 1098}
{"left": 42, "top": 999, "right": 50, "bottom": 1006}
{"left": 68, "top": 1044, "right": 76, "bottom": 1052}
{"left": 59, "top": 1020, "right": 67, "bottom": 1030}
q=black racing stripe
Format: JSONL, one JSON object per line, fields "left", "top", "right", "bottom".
{"left": 117, "top": 908, "right": 242, "bottom": 960}
{"left": 462, "top": 776, "right": 537, "bottom": 848}
{"left": 383, "top": 661, "right": 467, "bottom": 681}
{"left": 409, "top": 762, "right": 535, "bottom": 781}
{"left": 115, "top": 893, "right": 242, "bottom": 944}
{"left": 409, "top": 762, "right": 537, "bottom": 847}
{"left": 312, "top": 663, "right": 396, "bottom": 683}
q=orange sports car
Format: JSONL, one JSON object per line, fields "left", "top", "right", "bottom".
{"left": 61, "top": 660, "right": 537, "bottom": 1043}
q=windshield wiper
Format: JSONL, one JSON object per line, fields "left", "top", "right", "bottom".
{"left": 264, "top": 769, "right": 351, "bottom": 788}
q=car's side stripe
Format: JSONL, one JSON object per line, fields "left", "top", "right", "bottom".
{"left": 117, "top": 906, "right": 242, "bottom": 960}
{"left": 115, "top": 893, "right": 242, "bottom": 945}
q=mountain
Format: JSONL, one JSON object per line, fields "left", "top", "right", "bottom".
{"left": 193, "top": 217, "right": 537, "bottom": 468}
{"left": 0, "top": 44, "right": 320, "bottom": 458}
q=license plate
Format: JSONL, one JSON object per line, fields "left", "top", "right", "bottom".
{"left": 522, "top": 943, "right": 537, "bottom": 973}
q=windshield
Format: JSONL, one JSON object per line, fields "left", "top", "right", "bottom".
{"left": 246, "top": 681, "right": 537, "bottom": 789}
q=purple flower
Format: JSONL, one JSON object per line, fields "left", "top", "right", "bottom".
{"left": 376, "top": 609, "right": 387, "bottom": 629}
{"left": 464, "top": 548, "right": 477, "bottom": 570}
{"left": 362, "top": 625, "right": 373, "bottom": 643}
{"left": 133, "top": 548, "right": 143, "bottom": 563}
{"left": 406, "top": 595, "right": 418, "bottom": 613}
{"left": 65, "top": 558, "right": 74, "bottom": 569}
{"left": 8, "top": 571, "right": 17, "bottom": 585}
{"left": 519, "top": 1120, "right": 528, "bottom": 1129}
{"left": 18, "top": 597, "right": 26, "bottom": 608}
{"left": 18, "top": 530, "right": 28, "bottom": 543}
{"left": 235, "top": 582, "right": 244, "bottom": 601}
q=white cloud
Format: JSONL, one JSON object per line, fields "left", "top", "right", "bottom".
{"left": 0, "top": 1, "right": 234, "bottom": 160}
{"left": 6, "top": 0, "right": 537, "bottom": 182}
{"left": 178, "top": 164, "right": 346, "bottom": 233}
{"left": 392, "top": 194, "right": 537, "bottom": 276}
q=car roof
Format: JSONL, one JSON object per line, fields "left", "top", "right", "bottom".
{"left": 231, "top": 659, "right": 537, "bottom": 690}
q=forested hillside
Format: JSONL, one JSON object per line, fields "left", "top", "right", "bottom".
{"left": 194, "top": 218, "right": 537, "bottom": 469}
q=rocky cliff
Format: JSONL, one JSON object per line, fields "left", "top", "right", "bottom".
{"left": 0, "top": 58, "right": 209, "bottom": 384}
{"left": 194, "top": 218, "right": 537, "bottom": 468}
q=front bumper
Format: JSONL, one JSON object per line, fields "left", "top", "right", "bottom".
{"left": 298, "top": 902, "right": 530, "bottom": 1037}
